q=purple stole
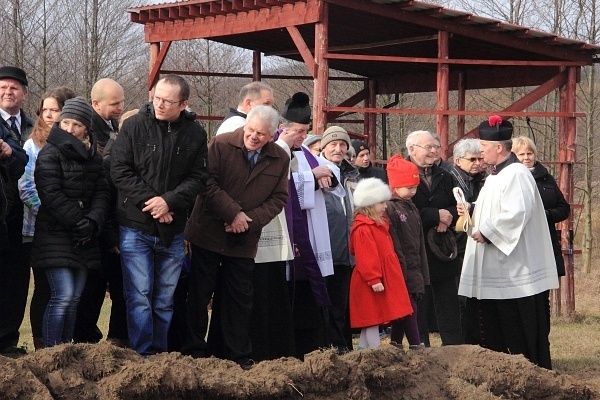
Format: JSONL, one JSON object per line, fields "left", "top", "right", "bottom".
{"left": 285, "top": 147, "right": 331, "bottom": 307}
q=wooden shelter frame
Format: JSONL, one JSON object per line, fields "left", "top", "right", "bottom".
{"left": 128, "top": 0, "right": 600, "bottom": 319}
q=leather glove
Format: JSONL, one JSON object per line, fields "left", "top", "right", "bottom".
{"left": 73, "top": 218, "right": 98, "bottom": 242}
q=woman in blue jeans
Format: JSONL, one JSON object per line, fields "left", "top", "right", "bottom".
{"left": 30, "top": 97, "right": 109, "bottom": 347}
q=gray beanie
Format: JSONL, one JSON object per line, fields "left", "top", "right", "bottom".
{"left": 321, "top": 126, "right": 351, "bottom": 150}
{"left": 60, "top": 96, "right": 93, "bottom": 130}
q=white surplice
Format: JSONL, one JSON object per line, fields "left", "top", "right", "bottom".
{"left": 290, "top": 146, "right": 345, "bottom": 277}
{"left": 459, "top": 162, "right": 559, "bottom": 299}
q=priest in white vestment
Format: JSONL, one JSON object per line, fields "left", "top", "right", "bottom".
{"left": 458, "top": 115, "right": 559, "bottom": 370}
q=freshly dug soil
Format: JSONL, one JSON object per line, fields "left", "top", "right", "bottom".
{"left": 0, "top": 342, "right": 596, "bottom": 399}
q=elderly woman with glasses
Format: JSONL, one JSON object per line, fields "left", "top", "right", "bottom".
{"left": 511, "top": 136, "right": 570, "bottom": 278}
{"left": 450, "top": 138, "right": 485, "bottom": 203}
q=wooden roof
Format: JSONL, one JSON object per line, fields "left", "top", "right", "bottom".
{"left": 128, "top": 0, "right": 600, "bottom": 93}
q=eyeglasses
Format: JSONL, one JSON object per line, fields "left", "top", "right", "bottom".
{"left": 412, "top": 144, "right": 440, "bottom": 151}
{"left": 461, "top": 157, "right": 484, "bottom": 162}
{"left": 153, "top": 96, "right": 182, "bottom": 107}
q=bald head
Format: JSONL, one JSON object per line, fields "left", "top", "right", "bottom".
{"left": 91, "top": 78, "right": 124, "bottom": 121}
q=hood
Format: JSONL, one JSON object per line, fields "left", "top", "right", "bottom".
{"left": 47, "top": 125, "right": 97, "bottom": 161}
{"left": 531, "top": 161, "right": 549, "bottom": 180}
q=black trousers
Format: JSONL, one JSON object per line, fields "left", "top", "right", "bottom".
{"left": 0, "top": 212, "right": 29, "bottom": 350}
{"left": 248, "top": 261, "right": 295, "bottom": 361}
{"left": 30, "top": 263, "right": 51, "bottom": 339}
{"left": 325, "top": 264, "right": 352, "bottom": 352}
{"left": 183, "top": 245, "right": 254, "bottom": 362}
{"left": 417, "top": 277, "right": 463, "bottom": 346}
{"left": 289, "top": 279, "right": 327, "bottom": 360}
{"left": 73, "top": 251, "right": 128, "bottom": 343}
{"left": 466, "top": 292, "right": 552, "bottom": 369}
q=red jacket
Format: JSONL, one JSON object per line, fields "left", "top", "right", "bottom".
{"left": 349, "top": 214, "right": 413, "bottom": 328}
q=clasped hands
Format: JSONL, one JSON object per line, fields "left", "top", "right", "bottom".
{"left": 142, "top": 196, "right": 173, "bottom": 224}
{"left": 224, "top": 211, "right": 252, "bottom": 233}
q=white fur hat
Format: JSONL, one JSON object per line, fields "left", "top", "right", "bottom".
{"left": 353, "top": 178, "right": 392, "bottom": 208}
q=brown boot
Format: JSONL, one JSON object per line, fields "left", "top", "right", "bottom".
{"left": 33, "top": 337, "right": 44, "bottom": 351}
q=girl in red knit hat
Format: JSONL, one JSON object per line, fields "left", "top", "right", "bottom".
{"left": 384, "top": 154, "right": 429, "bottom": 349}
{"left": 349, "top": 177, "right": 413, "bottom": 349}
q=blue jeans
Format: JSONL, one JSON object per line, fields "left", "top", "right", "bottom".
{"left": 120, "top": 227, "right": 184, "bottom": 356}
{"left": 43, "top": 267, "right": 88, "bottom": 348}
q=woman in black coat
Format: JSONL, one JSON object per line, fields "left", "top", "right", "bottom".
{"left": 512, "top": 136, "right": 570, "bottom": 277}
{"left": 31, "top": 97, "right": 109, "bottom": 348}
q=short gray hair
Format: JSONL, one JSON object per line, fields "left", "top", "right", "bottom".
{"left": 406, "top": 130, "right": 434, "bottom": 148}
{"left": 453, "top": 138, "right": 480, "bottom": 160}
{"left": 246, "top": 105, "right": 279, "bottom": 134}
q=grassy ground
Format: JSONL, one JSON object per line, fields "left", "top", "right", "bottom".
{"left": 16, "top": 267, "right": 600, "bottom": 390}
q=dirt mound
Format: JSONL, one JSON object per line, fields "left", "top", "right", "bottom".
{"left": 0, "top": 342, "right": 596, "bottom": 399}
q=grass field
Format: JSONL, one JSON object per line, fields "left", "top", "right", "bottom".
{"left": 15, "top": 266, "right": 600, "bottom": 390}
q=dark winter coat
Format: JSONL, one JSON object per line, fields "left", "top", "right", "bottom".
{"left": 324, "top": 158, "right": 359, "bottom": 266}
{"left": 349, "top": 214, "right": 413, "bottom": 328}
{"left": 91, "top": 109, "right": 118, "bottom": 157}
{"left": 409, "top": 160, "right": 461, "bottom": 281}
{"left": 0, "top": 109, "right": 35, "bottom": 145}
{"left": 531, "top": 162, "right": 570, "bottom": 277}
{"left": 357, "top": 164, "right": 388, "bottom": 184}
{"left": 0, "top": 123, "right": 28, "bottom": 251}
{"left": 31, "top": 127, "right": 109, "bottom": 269}
{"left": 385, "top": 197, "right": 430, "bottom": 294}
{"left": 184, "top": 127, "right": 290, "bottom": 258}
{"left": 110, "top": 103, "right": 209, "bottom": 247}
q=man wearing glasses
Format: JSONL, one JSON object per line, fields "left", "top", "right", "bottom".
{"left": 110, "top": 75, "right": 209, "bottom": 356}
{"left": 406, "top": 130, "right": 463, "bottom": 347}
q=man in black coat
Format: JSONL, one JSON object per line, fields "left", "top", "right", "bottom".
{"left": 111, "top": 75, "right": 209, "bottom": 356}
{"left": 74, "top": 78, "right": 128, "bottom": 347}
{"left": 406, "top": 130, "right": 463, "bottom": 347}
{"left": 0, "top": 66, "right": 31, "bottom": 355}
{"left": 351, "top": 140, "right": 388, "bottom": 183}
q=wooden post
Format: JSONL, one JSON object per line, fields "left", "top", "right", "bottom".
{"left": 312, "top": 2, "right": 329, "bottom": 134}
{"left": 457, "top": 71, "right": 466, "bottom": 139}
{"left": 149, "top": 42, "right": 160, "bottom": 100}
{"left": 560, "top": 66, "right": 577, "bottom": 321}
{"left": 252, "top": 51, "right": 261, "bottom": 81}
{"left": 436, "top": 30, "right": 449, "bottom": 160}
{"left": 368, "top": 80, "right": 377, "bottom": 155}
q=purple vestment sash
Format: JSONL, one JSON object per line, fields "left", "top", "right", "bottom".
{"left": 285, "top": 147, "right": 331, "bottom": 307}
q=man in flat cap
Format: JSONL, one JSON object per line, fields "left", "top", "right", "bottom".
{"left": 0, "top": 66, "right": 33, "bottom": 354}
{"left": 458, "top": 116, "right": 559, "bottom": 369}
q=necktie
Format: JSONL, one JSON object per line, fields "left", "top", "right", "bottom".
{"left": 8, "top": 116, "right": 18, "bottom": 134}
{"left": 248, "top": 151, "right": 257, "bottom": 170}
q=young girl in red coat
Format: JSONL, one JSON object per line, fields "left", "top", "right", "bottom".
{"left": 349, "top": 178, "right": 413, "bottom": 349}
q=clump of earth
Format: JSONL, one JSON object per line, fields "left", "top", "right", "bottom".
{"left": 0, "top": 342, "right": 595, "bottom": 399}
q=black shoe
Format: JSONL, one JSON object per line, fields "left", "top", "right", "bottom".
{"left": 236, "top": 358, "right": 255, "bottom": 370}
{"left": 0, "top": 345, "right": 27, "bottom": 355}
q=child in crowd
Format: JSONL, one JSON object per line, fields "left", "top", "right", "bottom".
{"left": 385, "top": 154, "right": 429, "bottom": 349}
{"left": 349, "top": 178, "right": 413, "bottom": 349}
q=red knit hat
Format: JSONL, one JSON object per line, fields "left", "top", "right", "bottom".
{"left": 387, "top": 154, "right": 420, "bottom": 188}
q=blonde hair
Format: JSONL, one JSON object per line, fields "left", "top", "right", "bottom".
{"left": 511, "top": 136, "right": 537, "bottom": 156}
{"left": 119, "top": 109, "right": 139, "bottom": 130}
{"left": 353, "top": 205, "right": 386, "bottom": 225}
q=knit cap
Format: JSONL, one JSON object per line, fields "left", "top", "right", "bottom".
{"left": 353, "top": 177, "right": 392, "bottom": 208}
{"left": 386, "top": 154, "right": 420, "bottom": 188}
{"left": 352, "top": 140, "right": 369, "bottom": 156}
{"left": 60, "top": 96, "right": 93, "bottom": 130}
{"left": 321, "top": 126, "right": 351, "bottom": 150}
